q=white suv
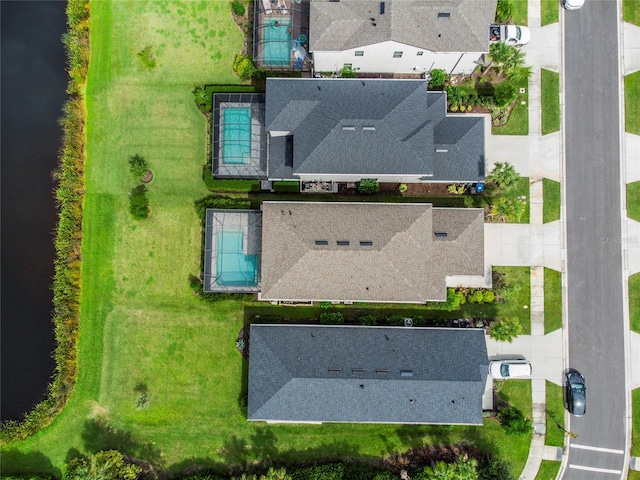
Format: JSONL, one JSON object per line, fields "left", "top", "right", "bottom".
{"left": 490, "top": 359, "right": 532, "bottom": 379}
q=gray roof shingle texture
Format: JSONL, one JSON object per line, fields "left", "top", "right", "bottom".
{"left": 309, "top": 0, "right": 497, "bottom": 53}
{"left": 265, "top": 78, "right": 485, "bottom": 182}
{"left": 248, "top": 325, "right": 489, "bottom": 424}
{"left": 259, "top": 202, "right": 484, "bottom": 303}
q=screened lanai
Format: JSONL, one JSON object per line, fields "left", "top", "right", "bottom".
{"left": 212, "top": 93, "right": 267, "bottom": 178}
{"left": 204, "top": 209, "right": 263, "bottom": 293}
{"left": 253, "top": 0, "right": 311, "bottom": 71}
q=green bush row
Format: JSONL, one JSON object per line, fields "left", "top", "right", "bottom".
{"left": 1, "top": 0, "right": 90, "bottom": 443}
{"left": 194, "top": 195, "right": 253, "bottom": 222}
{"left": 203, "top": 173, "right": 262, "bottom": 192}
{"left": 273, "top": 181, "right": 300, "bottom": 193}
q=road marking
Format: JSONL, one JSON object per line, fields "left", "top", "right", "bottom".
{"left": 570, "top": 444, "right": 625, "bottom": 455}
{"left": 569, "top": 464, "right": 622, "bottom": 475}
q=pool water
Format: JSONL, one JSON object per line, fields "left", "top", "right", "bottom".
{"left": 262, "top": 17, "right": 291, "bottom": 67}
{"left": 216, "top": 230, "right": 258, "bottom": 287}
{"left": 222, "top": 108, "right": 251, "bottom": 165}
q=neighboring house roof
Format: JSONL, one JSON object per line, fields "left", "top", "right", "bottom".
{"left": 309, "top": 0, "right": 497, "bottom": 53}
{"left": 259, "top": 201, "right": 484, "bottom": 303}
{"left": 248, "top": 324, "right": 489, "bottom": 424}
{"left": 265, "top": 78, "right": 485, "bottom": 182}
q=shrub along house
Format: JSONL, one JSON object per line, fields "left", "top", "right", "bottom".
{"left": 211, "top": 78, "right": 485, "bottom": 185}
{"left": 248, "top": 324, "right": 489, "bottom": 424}
{"left": 309, "top": 0, "right": 497, "bottom": 75}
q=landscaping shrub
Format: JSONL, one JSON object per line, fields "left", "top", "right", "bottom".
{"left": 233, "top": 54, "right": 257, "bottom": 81}
{"left": 273, "top": 180, "right": 301, "bottom": 193}
{"left": 489, "top": 317, "right": 522, "bottom": 342}
{"left": 193, "top": 85, "right": 212, "bottom": 113}
{"left": 358, "top": 314, "right": 378, "bottom": 326}
{"left": 493, "top": 81, "right": 518, "bottom": 107}
{"left": 428, "top": 69, "right": 447, "bottom": 89}
{"left": 487, "top": 162, "right": 519, "bottom": 189}
{"left": 498, "top": 406, "right": 532, "bottom": 434}
{"left": 137, "top": 46, "right": 157, "bottom": 69}
{"left": 194, "top": 195, "right": 252, "bottom": 222}
{"left": 386, "top": 314, "right": 405, "bottom": 325}
{"left": 129, "top": 185, "right": 150, "bottom": 219}
{"left": 477, "top": 456, "right": 515, "bottom": 480}
{"left": 483, "top": 290, "right": 496, "bottom": 303}
{"left": 231, "top": 1, "right": 245, "bottom": 16}
{"left": 340, "top": 66, "right": 357, "bottom": 78}
{"left": 469, "top": 289, "right": 486, "bottom": 304}
{"left": 398, "top": 183, "right": 407, "bottom": 193}
{"left": 65, "top": 450, "right": 142, "bottom": 480}
{"left": 412, "top": 315, "right": 426, "bottom": 326}
{"left": 319, "top": 312, "right": 345, "bottom": 325}
{"left": 291, "top": 464, "right": 344, "bottom": 480}
{"left": 495, "top": 0, "right": 514, "bottom": 22}
{"left": 358, "top": 179, "right": 380, "bottom": 194}
{"left": 128, "top": 153, "right": 149, "bottom": 180}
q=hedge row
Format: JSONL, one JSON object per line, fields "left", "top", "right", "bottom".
{"left": 1, "top": 0, "right": 90, "bottom": 443}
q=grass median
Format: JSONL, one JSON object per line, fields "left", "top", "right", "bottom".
{"left": 626, "top": 71, "right": 640, "bottom": 134}
{"left": 541, "top": 69, "right": 560, "bottom": 135}
{"left": 544, "top": 268, "right": 562, "bottom": 334}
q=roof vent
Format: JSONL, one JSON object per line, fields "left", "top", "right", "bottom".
{"left": 363, "top": 126, "right": 376, "bottom": 131}
{"left": 375, "top": 369, "right": 389, "bottom": 375}
{"left": 436, "top": 148, "right": 448, "bottom": 153}
{"left": 337, "top": 240, "right": 350, "bottom": 246}
{"left": 315, "top": 240, "right": 329, "bottom": 246}
{"left": 380, "top": 2, "right": 385, "bottom": 14}
{"left": 400, "top": 370, "right": 414, "bottom": 377}
{"left": 352, "top": 368, "right": 365, "bottom": 376}
{"left": 342, "top": 126, "right": 356, "bottom": 131}
{"left": 434, "top": 232, "right": 448, "bottom": 238}
{"left": 438, "top": 12, "right": 450, "bottom": 18}
{"left": 360, "top": 241, "right": 373, "bottom": 246}
{"left": 328, "top": 368, "right": 342, "bottom": 374}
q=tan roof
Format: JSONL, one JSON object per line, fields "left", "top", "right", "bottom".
{"left": 260, "top": 202, "right": 484, "bottom": 303}
{"left": 310, "top": 0, "right": 497, "bottom": 53}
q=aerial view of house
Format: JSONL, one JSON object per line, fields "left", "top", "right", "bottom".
{"left": 212, "top": 78, "right": 485, "bottom": 184}
{"left": 248, "top": 324, "right": 489, "bottom": 424}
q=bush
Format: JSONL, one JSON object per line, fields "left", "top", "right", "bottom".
{"left": 319, "top": 312, "right": 345, "bottom": 325}
{"left": 231, "top": 1, "right": 245, "bottom": 16}
{"left": 493, "top": 81, "right": 518, "bottom": 107}
{"left": 233, "top": 54, "right": 257, "bottom": 81}
{"left": 488, "top": 162, "right": 519, "bottom": 189}
{"left": 478, "top": 456, "right": 515, "bottom": 480}
{"left": 193, "top": 85, "right": 212, "bottom": 113}
{"left": 412, "top": 315, "right": 426, "bottom": 326}
{"left": 428, "top": 68, "right": 447, "bottom": 89}
{"left": 386, "top": 314, "right": 405, "bottom": 325}
{"left": 483, "top": 290, "right": 496, "bottom": 303}
{"left": 469, "top": 290, "right": 485, "bottom": 304}
{"left": 358, "top": 179, "right": 380, "bottom": 194}
{"left": 194, "top": 195, "right": 252, "bottom": 221}
{"left": 128, "top": 154, "right": 149, "bottom": 179}
{"left": 291, "top": 464, "right": 344, "bottom": 480}
{"left": 129, "top": 185, "right": 149, "bottom": 219}
{"left": 273, "top": 181, "right": 300, "bottom": 193}
{"left": 498, "top": 406, "right": 532, "bottom": 434}
{"left": 495, "top": 0, "right": 513, "bottom": 22}
{"left": 340, "top": 66, "right": 357, "bottom": 78}
{"left": 489, "top": 317, "right": 522, "bottom": 342}
{"left": 65, "top": 450, "right": 141, "bottom": 480}
{"left": 358, "top": 314, "right": 378, "bottom": 326}
{"left": 398, "top": 183, "right": 407, "bottom": 193}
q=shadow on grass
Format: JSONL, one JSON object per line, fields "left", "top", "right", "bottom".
{"left": 81, "top": 418, "right": 164, "bottom": 468}
{"left": 0, "top": 449, "right": 61, "bottom": 478}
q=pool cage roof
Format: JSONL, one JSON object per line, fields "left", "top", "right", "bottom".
{"left": 204, "top": 209, "right": 263, "bottom": 293}
{"left": 253, "top": 0, "right": 311, "bottom": 71}
{"left": 212, "top": 93, "right": 267, "bottom": 179}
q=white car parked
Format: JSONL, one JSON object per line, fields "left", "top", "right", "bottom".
{"left": 562, "top": 0, "right": 585, "bottom": 10}
{"left": 490, "top": 359, "right": 532, "bottom": 379}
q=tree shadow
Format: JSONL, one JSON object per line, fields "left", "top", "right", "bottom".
{"left": 81, "top": 417, "right": 164, "bottom": 468}
{"left": 238, "top": 357, "right": 249, "bottom": 417}
{"left": 0, "top": 449, "right": 61, "bottom": 478}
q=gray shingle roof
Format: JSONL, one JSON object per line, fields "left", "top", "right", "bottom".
{"left": 265, "top": 78, "right": 484, "bottom": 182}
{"left": 248, "top": 325, "right": 489, "bottom": 424}
{"left": 259, "top": 202, "right": 484, "bottom": 303}
{"left": 309, "top": 0, "right": 497, "bottom": 53}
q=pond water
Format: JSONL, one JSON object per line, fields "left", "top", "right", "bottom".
{"left": 1, "top": 1, "right": 68, "bottom": 421}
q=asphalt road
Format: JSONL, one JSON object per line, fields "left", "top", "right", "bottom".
{"left": 562, "top": 0, "right": 627, "bottom": 478}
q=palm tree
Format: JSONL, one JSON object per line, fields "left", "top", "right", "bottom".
{"left": 488, "top": 42, "right": 512, "bottom": 71}
{"left": 506, "top": 65, "right": 533, "bottom": 83}
{"left": 503, "top": 46, "right": 526, "bottom": 72}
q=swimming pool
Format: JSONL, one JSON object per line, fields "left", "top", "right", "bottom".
{"left": 221, "top": 108, "right": 251, "bottom": 165}
{"left": 216, "top": 230, "right": 258, "bottom": 287}
{"left": 262, "top": 17, "right": 291, "bottom": 67}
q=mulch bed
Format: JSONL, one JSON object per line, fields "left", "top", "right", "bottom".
{"left": 141, "top": 170, "right": 154, "bottom": 183}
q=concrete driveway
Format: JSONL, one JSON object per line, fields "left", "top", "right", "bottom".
{"left": 485, "top": 222, "right": 562, "bottom": 270}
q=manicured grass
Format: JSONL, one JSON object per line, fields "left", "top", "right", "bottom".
{"left": 541, "top": 69, "right": 560, "bottom": 135}
{"left": 545, "top": 381, "right": 565, "bottom": 447}
{"left": 496, "top": 380, "right": 533, "bottom": 418}
{"left": 630, "top": 273, "right": 640, "bottom": 333}
{"left": 626, "top": 71, "right": 640, "bottom": 134}
{"left": 628, "top": 182, "right": 640, "bottom": 222}
{"left": 544, "top": 268, "right": 562, "bottom": 334}
{"left": 493, "top": 266, "right": 532, "bottom": 335}
{"left": 632, "top": 388, "right": 640, "bottom": 456}
{"left": 535, "top": 460, "right": 561, "bottom": 480}
{"left": 624, "top": 0, "right": 640, "bottom": 25}
{"left": 629, "top": 471, "right": 640, "bottom": 480}
{"left": 543, "top": 178, "right": 561, "bottom": 224}
{"left": 1, "top": 2, "right": 532, "bottom": 478}
{"left": 512, "top": 0, "right": 529, "bottom": 25}
{"left": 541, "top": 0, "right": 559, "bottom": 26}
{"left": 493, "top": 79, "right": 529, "bottom": 136}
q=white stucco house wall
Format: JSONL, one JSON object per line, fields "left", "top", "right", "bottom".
{"left": 309, "top": 0, "right": 498, "bottom": 75}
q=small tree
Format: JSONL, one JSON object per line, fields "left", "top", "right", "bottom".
{"left": 489, "top": 317, "right": 522, "bottom": 342}
{"left": 231, "top": 1, "right": 246, "bottom": 16}
{"left": 233, "top": 54, "right": 257, "bottom": 81}
{"left": 506, "top": 65, "right": 533, "bottom": 83}
{"left": 358, "top": 179, "right": 380, "bottom": 194}
{"left": 483, "top": 290, "right": 495, "bottom": 303}
{"left": 129, "top": 184, "right": 149, "bottom": 220}
{"left": 498, "top": 406, "right": 532, "bottom": 434}
{"left": 319, "top": 312, "right": 344, "bottom": 324}
{"left": 128, "top": 154, "right": 149, "bottom": 180}
{"left": 64, "top": 450, "right": 141, "bottom": 480}
{"left": 488, "top": 162, "right": 519, "bottom": 189}
{"left": 340, "top": 66, "right": 357, "bottom": 78}
{"left": 428, "top": 69, "right": 448, "bottom": 89}
{"left": 495, "top": 0, "right": 514, "bottom": 22}
{"left": 493, "top": 81, "right": 517, "bottom": 107}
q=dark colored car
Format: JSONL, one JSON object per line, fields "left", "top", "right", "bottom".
{"left": 565, "top": 370, "right": 586, "bottom": 416}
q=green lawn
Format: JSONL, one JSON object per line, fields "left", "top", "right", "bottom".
{"left": 633, "top": 388, "right": 640, "bottom": 456}
{"left": 545, "top": 381, "right": 565, "bottom": 447}
{"left": 1, "top": 1, "right": 532, "bottom": 477}
{"left": 626, "top": 71, "right": 640, "bottom": 134}
{"left": 544, "top": 268, "right": 562, "bottom": 334}
{"left": 535, "top": 460, "right": 561, "bottom": 480}
{"left": 543, "top": 178, "right": 561, "bottom": 223}
{"left": 629, "top": 471, "right": 640, "bottom": 480}
{"left": 512, "top": 0, "right": 529, "bottom": 25}
{"left": 624, "top": 0, "right": 640, "bottom": 25}
{"left": 630, "top": 273, "right": 640, "bottom": 333}
{"left": 496, "top": 380, "right": 533, "bottom": 418}
{"left": 541, "top": 69, "right": 560, "bottom": 135}
{"left": 541, "top": 0, "right": 559, "bottom": 25}
{"left": 492, "top": 79, "right": 529, "bottom": 136}
{"left": 628, "top": 182, "right": 640, "bottom": 222}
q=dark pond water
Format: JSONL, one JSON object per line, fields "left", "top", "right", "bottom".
{"left": 1, "top": 0, "right": 68, "bottom": 421}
